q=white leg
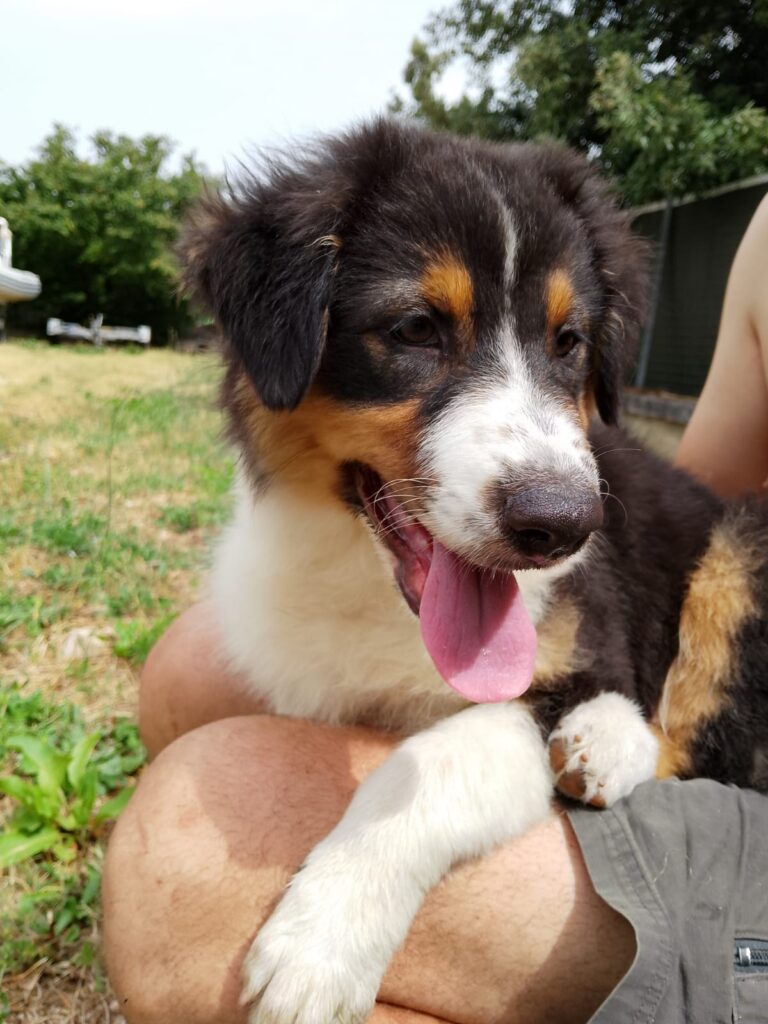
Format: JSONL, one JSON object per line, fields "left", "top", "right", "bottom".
{"left": 549, "top": 692, "right": 659, "bottom": 807}
{"left": 241, "top": 701, "right": 553, "bottom": 1024}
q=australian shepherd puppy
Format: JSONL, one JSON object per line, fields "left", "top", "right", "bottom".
{"left": 183, "top": 119, "right": 768, "bottom": 1024}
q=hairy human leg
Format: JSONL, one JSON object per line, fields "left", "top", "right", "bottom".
{"left": 103, "top": 715, "right": 634, "bottom": 1024}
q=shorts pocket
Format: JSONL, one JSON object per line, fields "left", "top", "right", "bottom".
{"left": 734, "top": 940, "right": 768, "bottom": 1023}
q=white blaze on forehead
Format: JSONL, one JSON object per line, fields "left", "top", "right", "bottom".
{"left": 420, "top": 333, "right": 598, "bottom": 556}
{"left": 500, "top": 203, "right": 518, "bottom": 295}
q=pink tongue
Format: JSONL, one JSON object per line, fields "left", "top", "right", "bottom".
{"left": 419, "top": 541, "right": 537, "bottom": 702}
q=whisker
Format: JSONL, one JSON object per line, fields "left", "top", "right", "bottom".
{"left": 376, "top": 493, "right": 430, "bottom": 516}
{"left": 370, "top": 483, "right": 432, "bottom": 510}
{"left": 375, "top": 500, "right": 430, "bottom": 537}
{"left": 379, "top": 477, "right": 436, "bottom": 487}
{"left": 377, "top": 507, "right": 424, "bottom": 533}
{"left": 591, "top": 444, "right": 642, "bottom": 458}
{"left": 598, "top": 478, "right": 629, "bottom": 526}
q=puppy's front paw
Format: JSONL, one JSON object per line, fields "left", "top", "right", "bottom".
{"left": 549, "top": 693, "right": 659, "bottom": 807}
{"left": 241, "top": 875, "right": 381, "bottom": 1024}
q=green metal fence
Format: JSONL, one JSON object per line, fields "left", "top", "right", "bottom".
{"left": 631, "top": 177, "right": 768, "bottom": 397}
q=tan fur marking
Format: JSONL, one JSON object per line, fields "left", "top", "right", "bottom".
{"left": 578, "top": 392, "right": 596, "bottom": 431}
{"left": 546, "top": 269, "right": 574, "bottom": 331}
{"left": 233, "top": 373, "right": 423, "bottom": 500}
{"left": 532, "top": 597, "right": 582, "bottom": 685}
{"left": 654, "top": 520, "right": 759, "bottom": 775}
{"left": 649, "top": 725, "right": 692, "bottom": 778}
{"left": 421, "top": 252, "right": 474, "bottom": 337}
{"left": 233, "top": 373, "right": 338, "bottom": 496}
{"left": 298, "top": 394, "right": 421, "bottom": 482}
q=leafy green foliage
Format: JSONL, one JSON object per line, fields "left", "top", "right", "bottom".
{"left": 0, "top": 126, "right": 205, "bottom": 340}
{"left": 0, "top": 688, "right": 144, "bottom": 869}
{"left": 593, "top": 52, "right": 768, "bottom": 204}
{"left": 0, "top": 688, "right": 146, "bottom": 977}
{"left": 395, "top": 1, "right": 768, "bottom": 202}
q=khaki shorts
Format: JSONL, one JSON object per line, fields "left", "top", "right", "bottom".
{"left": 569, "top": 779, "right": 768, "bottom": 1023}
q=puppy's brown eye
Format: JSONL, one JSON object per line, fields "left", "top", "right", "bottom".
{"left": 554, "top": 328, "right": 583, "bottom": 358}
{"left": 392, "top": 315, "right": 437, "bottom": 346}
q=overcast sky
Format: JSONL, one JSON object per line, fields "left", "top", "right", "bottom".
{"left": 3, "top": 0, "right": 451, "bottom": 175}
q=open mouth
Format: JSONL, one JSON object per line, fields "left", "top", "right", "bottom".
{"left": 354, "top": 466, "right": 538, "bottom": 704}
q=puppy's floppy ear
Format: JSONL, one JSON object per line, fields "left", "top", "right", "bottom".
{"left": 182, "top": 157, "right": 345, "bottom": 411}
{"left": 537, "top": 148, "right": 649, "bottom": 424}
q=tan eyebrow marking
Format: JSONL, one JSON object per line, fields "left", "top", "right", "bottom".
{"left": 546, "top": 268, "right": 575, "bottom": 331}
{"left": 421, "top": 251, "right": 474, "bottom": 334}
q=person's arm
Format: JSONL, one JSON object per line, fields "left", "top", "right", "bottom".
{"left": 103, "top": 715, "right": 633, "bottom": 1024}
{"left": 675, "top": 194, "right": 768, "bottom": 497}
{"left": 107, "top": 602, "right": 633, "bottom": 1024}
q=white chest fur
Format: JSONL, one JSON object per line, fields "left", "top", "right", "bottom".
{"left": 210, "top": 481, "right": 470, "bottom": 732}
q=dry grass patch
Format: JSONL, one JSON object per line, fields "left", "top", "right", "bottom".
{"left": 1, "top": 340, "right": 233, "bottom": 1022}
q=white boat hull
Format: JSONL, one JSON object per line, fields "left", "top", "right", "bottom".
{"left": 0, "top": 266, "right": 42, "bottom": 303}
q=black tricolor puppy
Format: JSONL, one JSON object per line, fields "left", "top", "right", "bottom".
{"left": 183, "top": 119, "right": 768, "bottom": 1024}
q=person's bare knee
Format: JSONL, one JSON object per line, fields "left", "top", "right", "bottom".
{"left": 139, "top": 601, "right": 261, "bottom": 759}
{"left": 103, "top": 715, "right": 393, "bottom": 1024}
{"left": 103, "top": 719, "right": 247, "bottom": 1024}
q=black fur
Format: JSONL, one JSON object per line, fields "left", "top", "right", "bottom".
{"left": 533, "top": 425, "right": 723, "bottom": 730}
{"left": 533, "top": 428, "right": 768, "bottom": 791}
{"left": 182, "top": 156, "right": 344, "bottom": 410}
{"left": 519, "top": 145, "right": 649, "bottom": 423}
{"left": 183, "top": 119, "right": 647, "bottom": 422}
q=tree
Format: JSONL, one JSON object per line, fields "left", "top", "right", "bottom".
{"left": 394, "top": 1, "right": 768, "bottom": 203}
{"left": 0, "top": 126, "right": 205, "bottom": 340}
{"left": 593, "top": 51, "right": 768, "bottom": 204}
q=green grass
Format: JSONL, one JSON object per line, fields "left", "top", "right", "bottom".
{"left": 0, "top": 588, "right": 69, "bottom": 648}
{"left": 0, "top": 341, "right": 233, "bottom": 1020}
{"left": 112, "top": 614, "right": 176, "bottom": 664}
{"left": 0, "top": 686, "right": 144, "bottom": 993}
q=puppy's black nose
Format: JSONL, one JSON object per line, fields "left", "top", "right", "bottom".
{"left": 503, "top": 486, "right": 603, "bottom": 562}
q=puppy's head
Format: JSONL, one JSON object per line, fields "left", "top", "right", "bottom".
{"left": 184, "top": 120, "right": 647, "bottom": 698}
